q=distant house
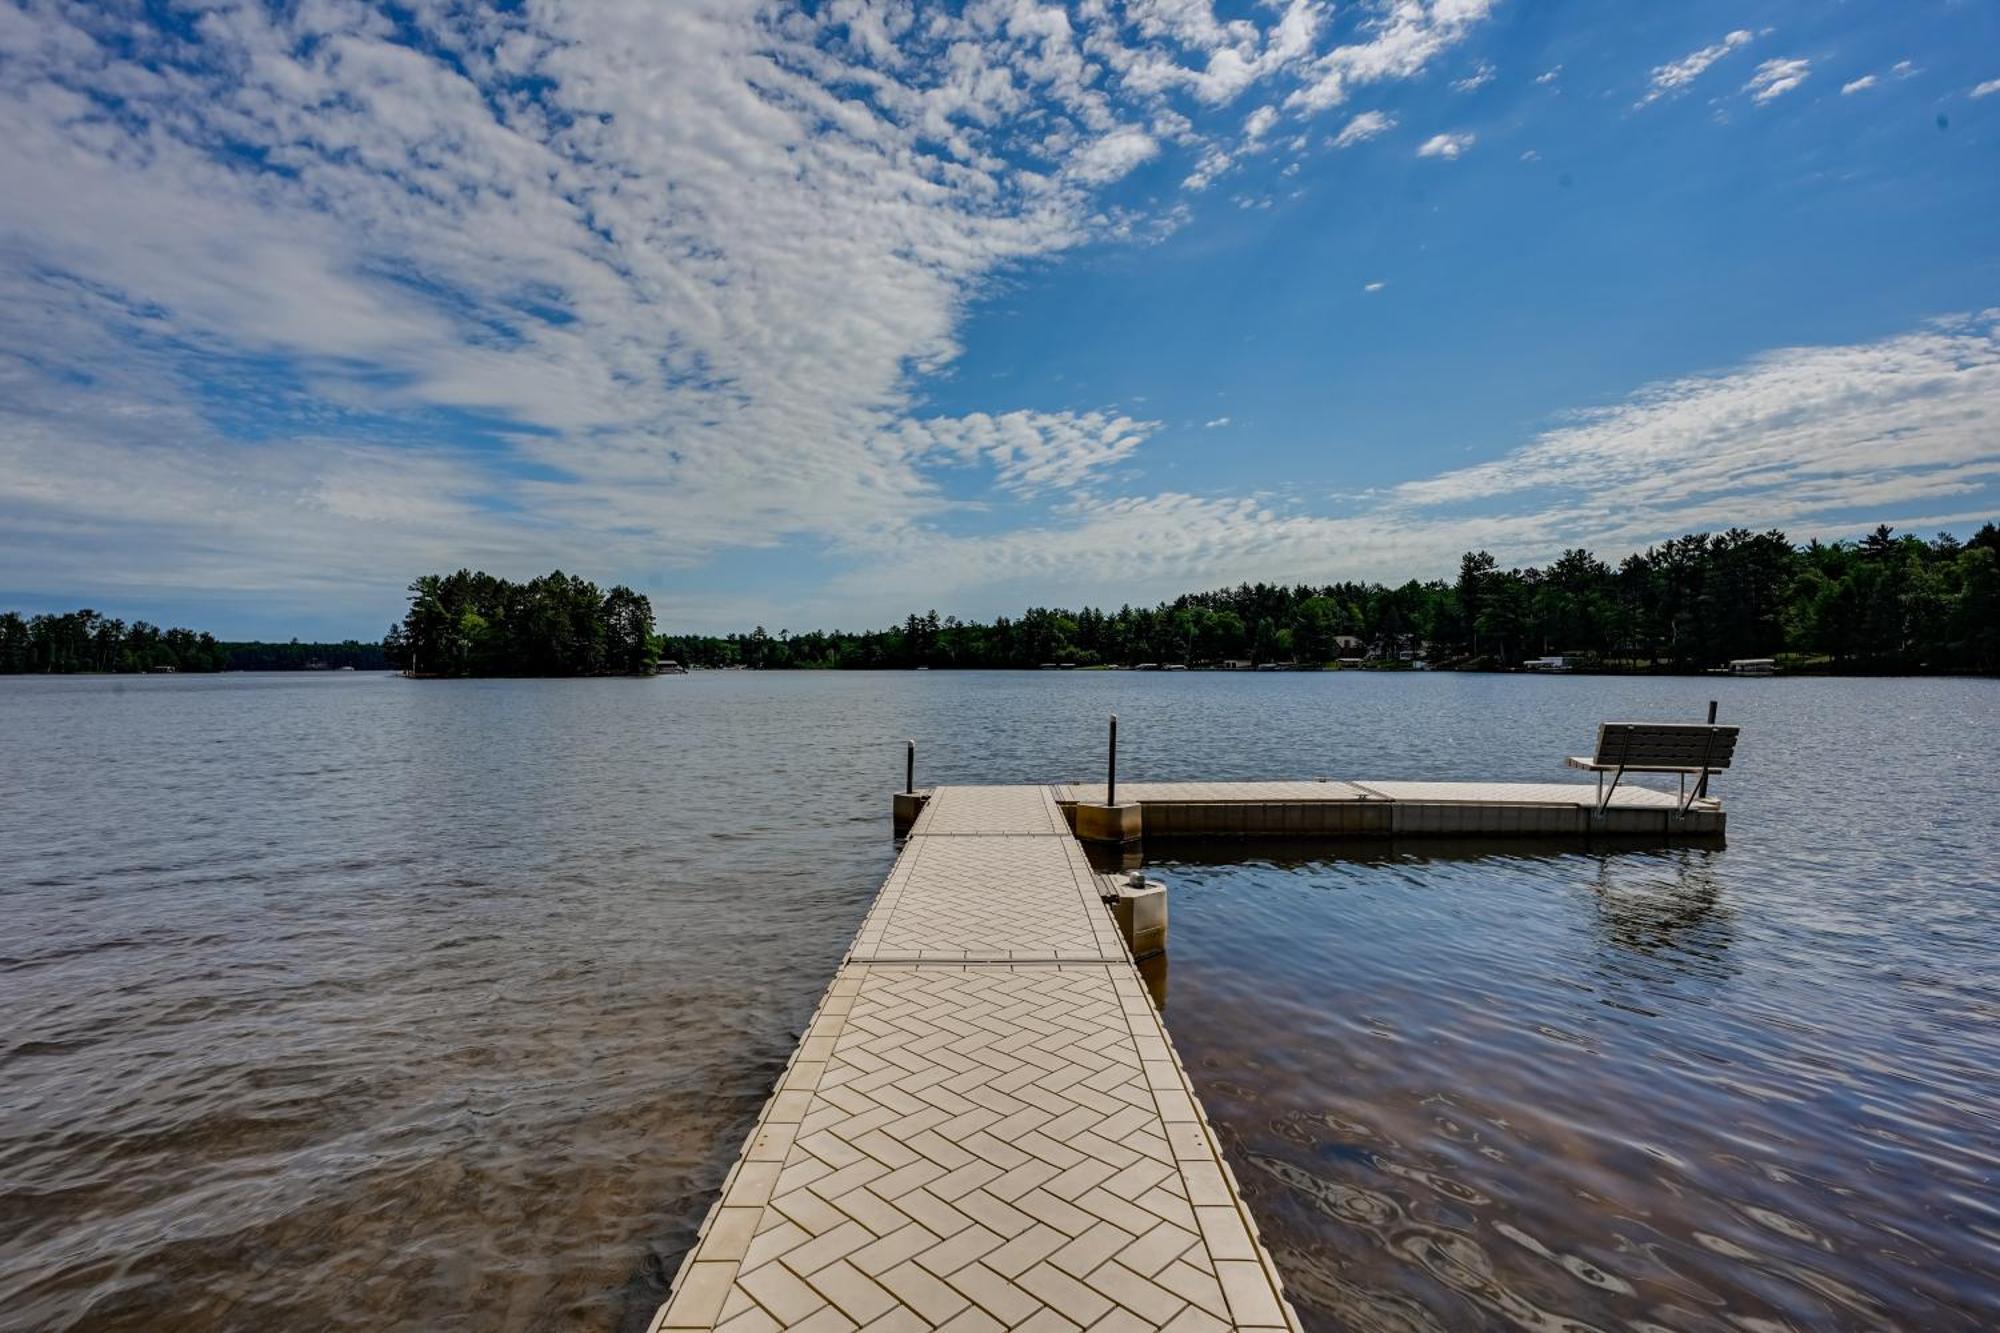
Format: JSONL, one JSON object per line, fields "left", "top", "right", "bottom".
{"left": 1219, "top": 658, "right": 1254, "bottom": 670}
{"left": 1332, "top": 635, "right": 1365, "bottom": 654}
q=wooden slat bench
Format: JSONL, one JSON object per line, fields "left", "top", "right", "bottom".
{"left": 1565, "top": 721, "right": 1740, "bottom": 813}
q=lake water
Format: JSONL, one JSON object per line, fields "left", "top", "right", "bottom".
{"left": 1, "top": 671, "right": 1995, "bottom": 1332}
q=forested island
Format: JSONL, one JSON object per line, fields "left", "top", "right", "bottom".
{"left": 386, "top": 570, "right": 657, "bottom": 676}
{"left": 662, "top": 523, "right": 1999, "bottom": 675}
{"left": 0, "top": 610, "right": 387, "bottom": 674}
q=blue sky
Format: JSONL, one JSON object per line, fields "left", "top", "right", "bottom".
{"left": 1, "top": 1, "right": 1997, "bottom": 638}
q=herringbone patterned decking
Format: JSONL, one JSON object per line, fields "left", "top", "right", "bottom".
{"left": 851, "top": 836, "right": 1126, "bottom": 963}
{"left": 656, "top": 965, "right": 1294, "bottom": 1333}
{"left": 652, "top": 786, "right": 1300, "bottom": 1333}
{"left": 910, "top": 786, "right": 1070, "bottom": 837}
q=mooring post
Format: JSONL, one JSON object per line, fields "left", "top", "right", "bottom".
{"left": 1107, "top": 713, "right": 1118, "bottom": 807}
{"left": 1076, "top": 713, "right": 1139, "bottom": 847}
{"left": 892, "top": 739, "right": 926, "bottom": 834}
{"left": 1696, "top": 701, "right": 1718, "bottom": 799}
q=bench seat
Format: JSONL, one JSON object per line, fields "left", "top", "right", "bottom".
{"left": 1566, "top": 756, "right": 1716, "bottom": 774}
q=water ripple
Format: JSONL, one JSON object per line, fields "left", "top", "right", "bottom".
{"left": 4, "top": 670, "right": 1997, "bottom": 1331}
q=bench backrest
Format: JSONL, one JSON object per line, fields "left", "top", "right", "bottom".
{"left": 1594, "top": 722, "right": 1739, "bottom": 770}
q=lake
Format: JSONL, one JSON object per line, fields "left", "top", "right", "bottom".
{"left": 1, "top": 670, "right": 1995, "bottom": 1332}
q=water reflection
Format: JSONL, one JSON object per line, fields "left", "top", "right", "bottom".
{"left": 1136, "top": 950, "right": 1169, "bottom": 1010}
{"left": 1580, "top": 849, "right": 1734, "bottom": 965}
{"left": 1147, "top": 833, "right": 1998, "bottom": 1333}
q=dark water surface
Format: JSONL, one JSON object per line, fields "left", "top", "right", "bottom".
{"left": 1, "top": 671, "right": 1995, "bottom": 1331}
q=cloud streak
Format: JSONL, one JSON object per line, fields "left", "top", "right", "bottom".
{"left": 1331, "top": 110, "right": 1397, "bottom": 147}
{"left": 1638, "top": 29, "right": 1754, "bottom": 106}
{"left": 821, "top": 314, "right": 2000, "bottom": 620}
{"left": 1745, "top": 58, "right": 1812, "bottom": 104}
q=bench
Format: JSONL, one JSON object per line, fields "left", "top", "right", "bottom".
{"left": 1565, "top": 722, "right": 1739, "bottom": 813}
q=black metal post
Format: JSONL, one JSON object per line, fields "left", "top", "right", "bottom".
{"left": 906, "top": 739, "right": 916, "bottom": 795}
{"left": 1695, "top": 700, "right": 1717, "bottom": 798}
{"left": 1107, "top": 714, "right": 1118, "bottom": 806}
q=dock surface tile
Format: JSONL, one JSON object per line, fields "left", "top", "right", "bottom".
{"left": 910, "top": 785, "right": 1071, "bottom": 836}
{"left": 851, "top": 835, "right": 1126, "bottom": 964}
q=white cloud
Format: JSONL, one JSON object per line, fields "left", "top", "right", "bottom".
{"left": 1973, "top": 78, "right": 2000, "bottom": 99}
{"left": 1363, "top": 281, "right": 1387, "bottom": 293}
{"left": 1331, "top": 110, "right": 1396, "bottom": 148}
{"left": 1181, "top": 142, "right": 1237, "bottom": 191}
{"left": 898, "top": 411, "right": 1160, "bottom": 497}
{"left": 1391, "top": 314, "right": 2000, "bottom": 522}
{"left": 823, "top": 315, "right": 2000, "bottom": 619}
{"left": 6, "top": 5, "right": 1986, "bottom": 634}
{"left": 0, "top": 0, "right": 1490, "bottom": 625}
{"left": 1069, "top": 127, "right": 1161, "bottom": 183}
{"left": 1638, "top": 29, "right": 1754, "bottom": 106}
{"left": 1204, "top": 416, "right": 1232, "bottom": 428}
{"left": 1114, "top": 0, "right": 1328, "bottom": 106}
{"left": 1745, "top": 58, "right": 1812, "bottom": 104}
{"left": 1535, "top": 66, "right": 1562, "bottom": 86}
{"left": 1417, "top": 131, "right": 1476, "bottom": 159}
{"left": 1842, "top": 75, "right": 1878, "bottom": 95}
{"left": 1452, "top": 62, "right": 1496, "bottom": 93}
{"left": 1892, "top": 60, "right": 1919, "bottom": 79}
{"left": 1285, "top": 0, "right": 1496, "bottom": 113}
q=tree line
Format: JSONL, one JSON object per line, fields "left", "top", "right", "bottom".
{"left": 10, "top": 521, "right": 1994, "bottom": 679}
{"left": 385, "top": 569, "right": 657, "bottom": 676}
{"left": 0, "top": 609, "right": 392, "bottom": 673}
{"left": 657, "top": 523, "right": 2000, "bottom": 674}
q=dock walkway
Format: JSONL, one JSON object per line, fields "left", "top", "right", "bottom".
{"left": 651, "top": 785, "right": 1301, "bottom": 1333}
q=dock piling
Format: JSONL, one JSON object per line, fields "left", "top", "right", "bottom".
{"left": 1107, "top": 712, "right": 1118, "bottom": 806}
{"left": 1696, "top": 701, "right": 1717, "bottom": 799}
{"left": 1075, "top": 713, "right": 1141, "bottom": 847}
{"left": 890, "top": 738, "right": 927, "bottom": 834}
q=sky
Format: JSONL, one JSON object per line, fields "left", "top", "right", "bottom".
{"left": 1, "top": 1, "right": 1997, "bottom": 639}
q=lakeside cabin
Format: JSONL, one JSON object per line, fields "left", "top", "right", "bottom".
{"left": 1525, "top": 655, "right": 1578, "bottom": 672}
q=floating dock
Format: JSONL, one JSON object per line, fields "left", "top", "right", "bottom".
{"left": 651, "top": 776, "right": 1723, "bottom": 1333}
{"left": 1050, "top": 779, "right": 1723, "bottom": 839}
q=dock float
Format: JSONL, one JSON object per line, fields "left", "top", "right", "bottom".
{"left": 1050, "top": 779, "right": 1723, "bottom": 839}
{"left": 652, "top": 772, "right": 1727, "bottom": 1333}
{"left": 650, "top": 785, "right": 1301, "bottom": 1333}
